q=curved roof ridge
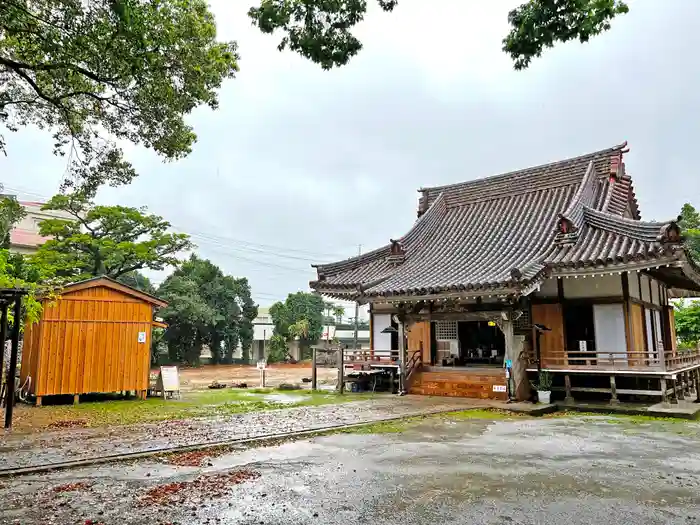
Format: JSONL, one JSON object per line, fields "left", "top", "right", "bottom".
{"left": 419, "top": 142, "right": 627, "bottom": 195}
{"left": 558, "top": 160, "right": 598, "bottom": 228}
{"left": 582, "top": 206, "right": 673, "bottom": 241}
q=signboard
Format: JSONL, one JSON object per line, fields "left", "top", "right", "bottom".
{"left": 156, "top": 366, "right": 180, "bottom": 399}
{"left": 505, "top": 359, "right": 513, "bottom": 369}
{"left": 256, "top": 360, "right": 267, "bottom": 370}
{"left": 579, "top": 340, "right": 587, "bottom": 352}
{"left": 492, "top": 385, "right": 507, "bottom": 393}
{"left": 137, "top": 331, "right": 147, "bottom": 343}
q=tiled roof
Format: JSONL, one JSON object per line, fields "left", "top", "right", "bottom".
{"left": 311, "top": 142, "right": 690, "bottom": 299}
{"left": 544, "top": 207, "right": 681, "bottom": 268}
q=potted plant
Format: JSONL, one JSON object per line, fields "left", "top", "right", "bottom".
{"left": 532, "top": 370, "right": 553, "bottom": 404}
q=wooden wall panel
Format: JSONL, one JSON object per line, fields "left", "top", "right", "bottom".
{"left": 407, "top": 321, "right": 430, "bottom": 363}
{"left": 30, "top": 285, "right": 154, "bottom": 397}
{"left": 628, "top": 302, "right": 646, "bottom": 366}
{"left": 531, "top": 303, "right": 565, "bottom": 366}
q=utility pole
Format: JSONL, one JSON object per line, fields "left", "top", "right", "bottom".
{"left": 353, "top": 244, "right": 362, "bottom": 350}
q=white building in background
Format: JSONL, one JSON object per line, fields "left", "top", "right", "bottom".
{"left": 8, "top": 200, "right": 74, "bottom": 255}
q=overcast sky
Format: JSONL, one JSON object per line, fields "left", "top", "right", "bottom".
{"left": 4, "top": 0, "right": 700, "bottom": 311}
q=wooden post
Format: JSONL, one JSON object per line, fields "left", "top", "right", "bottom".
{"left": 0, "top": 303, "right": 7, "bottom": 384}
{"left": 684, "top": 371, "right": 692, "bottom": 398}
{"left": 35, "top": 396, "right": 42, "bottom": 407}
{"left": 695, "top": 370, "right": 700, "bottom": 403}
{"left": 337, "top": 346, "right": 344, "bottom": 394}
{"left": 311, "top": 347, "right": 317, "bottom": 391}
{"left": 674, "top": 375, "right": 683, "bottom": 402}
{"left": 398, "top": 320, "right": 406, "bottom": 394}
{"left": 73, "top": 394, "right": 80, "bottom": 405}
{"left": 564, "top": 374, "right": 574, "bottom": 404}
{"left": 4, "top": 296, "right": 22, "bottom": 429}
{"left": 660, "top": 378, "right": 668, "bottom": 404}
{"left": 609, "top": 375, "right": 619, "bottom": 405}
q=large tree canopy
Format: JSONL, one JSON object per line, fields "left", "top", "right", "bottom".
{"left": 34, "top": 192, "right": 193, "bottom": 279}
{"left": 249, "top": 0, "right": 628, "bottom": 70}
{"left": 269, "top": 292, "right": 324, "bottom": 361}
{"left": 678, "top": 203, "right": 700, "bottom": 264}
{"left": 0, "top": 0, "right": 238, "bottom": 188}
{"left": 158, "top": 255, "right": 257, "bottom": 365}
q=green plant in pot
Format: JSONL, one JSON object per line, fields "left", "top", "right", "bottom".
{"left": 532, "top": 370, "right": 553, "bottom": 404}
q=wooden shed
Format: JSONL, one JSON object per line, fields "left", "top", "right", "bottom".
{"left": 20, "top": 276, "right": 167, "bottom": 405}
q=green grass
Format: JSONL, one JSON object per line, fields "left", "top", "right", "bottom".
{"left": 13, "top": 389, "right": 378, "bottom": 432}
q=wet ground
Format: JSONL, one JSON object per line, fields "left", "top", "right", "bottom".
{"left": 0, "top": 396, "right": 478, "bottom": 470}
{"left": 2, "top": 414, "right": 700, "bottom": 524}
{"left": 177, "top": 364, "right": 337, "bottom": 390}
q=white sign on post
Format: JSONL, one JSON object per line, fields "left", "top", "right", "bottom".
{"left": 578, "top": 340, "right": 587, "bottom": 352}
{"left": 157, "top": 365, "right": 180, "bottom": 399}
{"left": 137, "top": 331, "right": 147, "bottom": 343}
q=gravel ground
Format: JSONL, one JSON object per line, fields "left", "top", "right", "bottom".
{"left": 2, "top": 414, "right": 700, "bottom": 524}
{"left": 0, "top": 395, "right": 478, "bottom": 470}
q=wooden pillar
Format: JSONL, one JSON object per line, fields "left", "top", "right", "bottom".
{"left": 73, "top": 394, "right": 80, "bottom": 405}
{"left": 503, "top": 317, "right": 529, "bottom": 400}
{"left": 564, "top": 374, "right": 574, "bottom": 404}
{"left": 675, "top": 375, "right": 683, "bottom": 402}
{"left": 660, "top": 378, "right": 668, "bottom": 404}
{"left": 35, "top": 396, "right": 42, "bottom": 407}
{"left": 609, "top": 375, "right": 619, "bottom": 405}
{"left": 311, "top": 347, "right": 317, "bottom": 391}
{"left": 336, "top": 346, "right": 344, "bottom": 394}
{"left": 695, "top": 370, "right": 700, "bottom": 403}
{"left": 684, "top": 372, "right": 692, "bottom": 398}
{"left": 4, "top": 296, "right": 22, "bottom": 429}
{"left": 398, "top": 320, "right": 406, "bottom": 394}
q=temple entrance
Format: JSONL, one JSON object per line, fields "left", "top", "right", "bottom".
{"left": 432, "top": 320, "right": 505, "bottom": 367}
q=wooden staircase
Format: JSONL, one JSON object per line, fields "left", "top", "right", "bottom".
{"left": 409, "top": 367, "right": 508, "bottom": 400}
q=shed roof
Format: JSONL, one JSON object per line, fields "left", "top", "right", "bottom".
{"left": 60, "top": 276, "right": 167, "bottom": 307}
{"left": 311, "top": 142, "right": 699, "bottom": 300}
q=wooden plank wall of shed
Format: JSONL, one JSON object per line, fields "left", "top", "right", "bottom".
{"left": 29, "top": 286, "right": 152, "bottom": 396}
{"left": 531, "top": 304, "right": 565, "bottom": 366}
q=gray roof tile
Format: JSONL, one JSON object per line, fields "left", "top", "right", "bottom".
{"left": 311, "top": 142, "right": 685, "bottom": 299}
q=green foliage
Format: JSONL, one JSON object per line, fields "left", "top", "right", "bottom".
{"left": 34, "top": 192, "right": 193, "bottom": 279}
{"left": 116, "top": 270, "right": 156, "bottom": 295}
{"left": 0, "top": 249, "right": 58, "bottom": 326}
{"left": 678, "top": 203, "right": 700, "bottom": 264}
{"left": 158, "top": 255, "right": 257, "bottom": 366}
{"left": 267, "top": 333, "right": 289, "bottom": 363}
{"left": 673, "top": 299, "right": 700, "bottom": 350}
{"left": 249, "top": 0, "right": 627, "bottom": 70}
{"left": 269, "top": 292, "right": 324, "bottom": 359}
{"left": 0, "top": 0, "right": 239, "bottom": 189}
{"left": 503, "top": 0, "right": 629, "bottom": 70}
{"left": 0, "top": 192, "right": 25, "bottom": 247}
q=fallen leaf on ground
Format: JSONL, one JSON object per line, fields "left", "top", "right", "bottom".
{"left": 53, "top": 482, "right": 92, "bottom": 493}
{"left": 141, "top": 469, "right": 260, "bottom": 506}
{"left": 164, "top": 450, "right": 224, "bottom": 467}
{"left": 47, "top": 419, "right": 88, "bottom": 430}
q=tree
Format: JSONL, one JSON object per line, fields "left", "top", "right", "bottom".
{"left": 158, "top": 255, "right": 257, "bottom": 365}
{"left": 1, "top": 0, "right": 238, "bottom": 189}
{"left": 674, "top": 299, "right": 700, "bottom": 350}
{"left": 116, "top": 270, "right": 156, "bottom": 295}
{"left": 269, "top": 292, "right": 324, "bottom": 360}
{"left": 0, "top": 191, "right": 25, "bottom": 247}
{"left": 249, "top": 0, "right": 628, "bottom": 70}
{"left": 678, "top": 203, "right": 700, "bottom": 264}
{"left": 332, "top": 305, "right": 345, "bottom": 324}
{"left": 34, "top": 191, "right": 193, "bottom": 279}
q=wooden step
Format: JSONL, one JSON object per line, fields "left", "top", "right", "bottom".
{"left": 409, "top": 370, "right": 508, "bottom": 400}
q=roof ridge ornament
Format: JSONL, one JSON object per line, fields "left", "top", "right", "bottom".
{"left": 387, "top": 239, "right": 406, "bottom": 265}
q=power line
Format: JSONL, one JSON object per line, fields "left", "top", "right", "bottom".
{"left": 1, "top": 183, "right": 353, "bottom": 263}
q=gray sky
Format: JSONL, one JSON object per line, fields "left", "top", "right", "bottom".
{"left": 4, "top": 0, "right": 700, "bottom": 310}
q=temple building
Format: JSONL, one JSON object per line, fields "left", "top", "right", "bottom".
{"left": 310, "top": 143, "right": 700, "bottom": 403}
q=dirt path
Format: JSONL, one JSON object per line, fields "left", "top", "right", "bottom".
{"left": 0, "top": 396, "right": 480, "bottom": 471}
